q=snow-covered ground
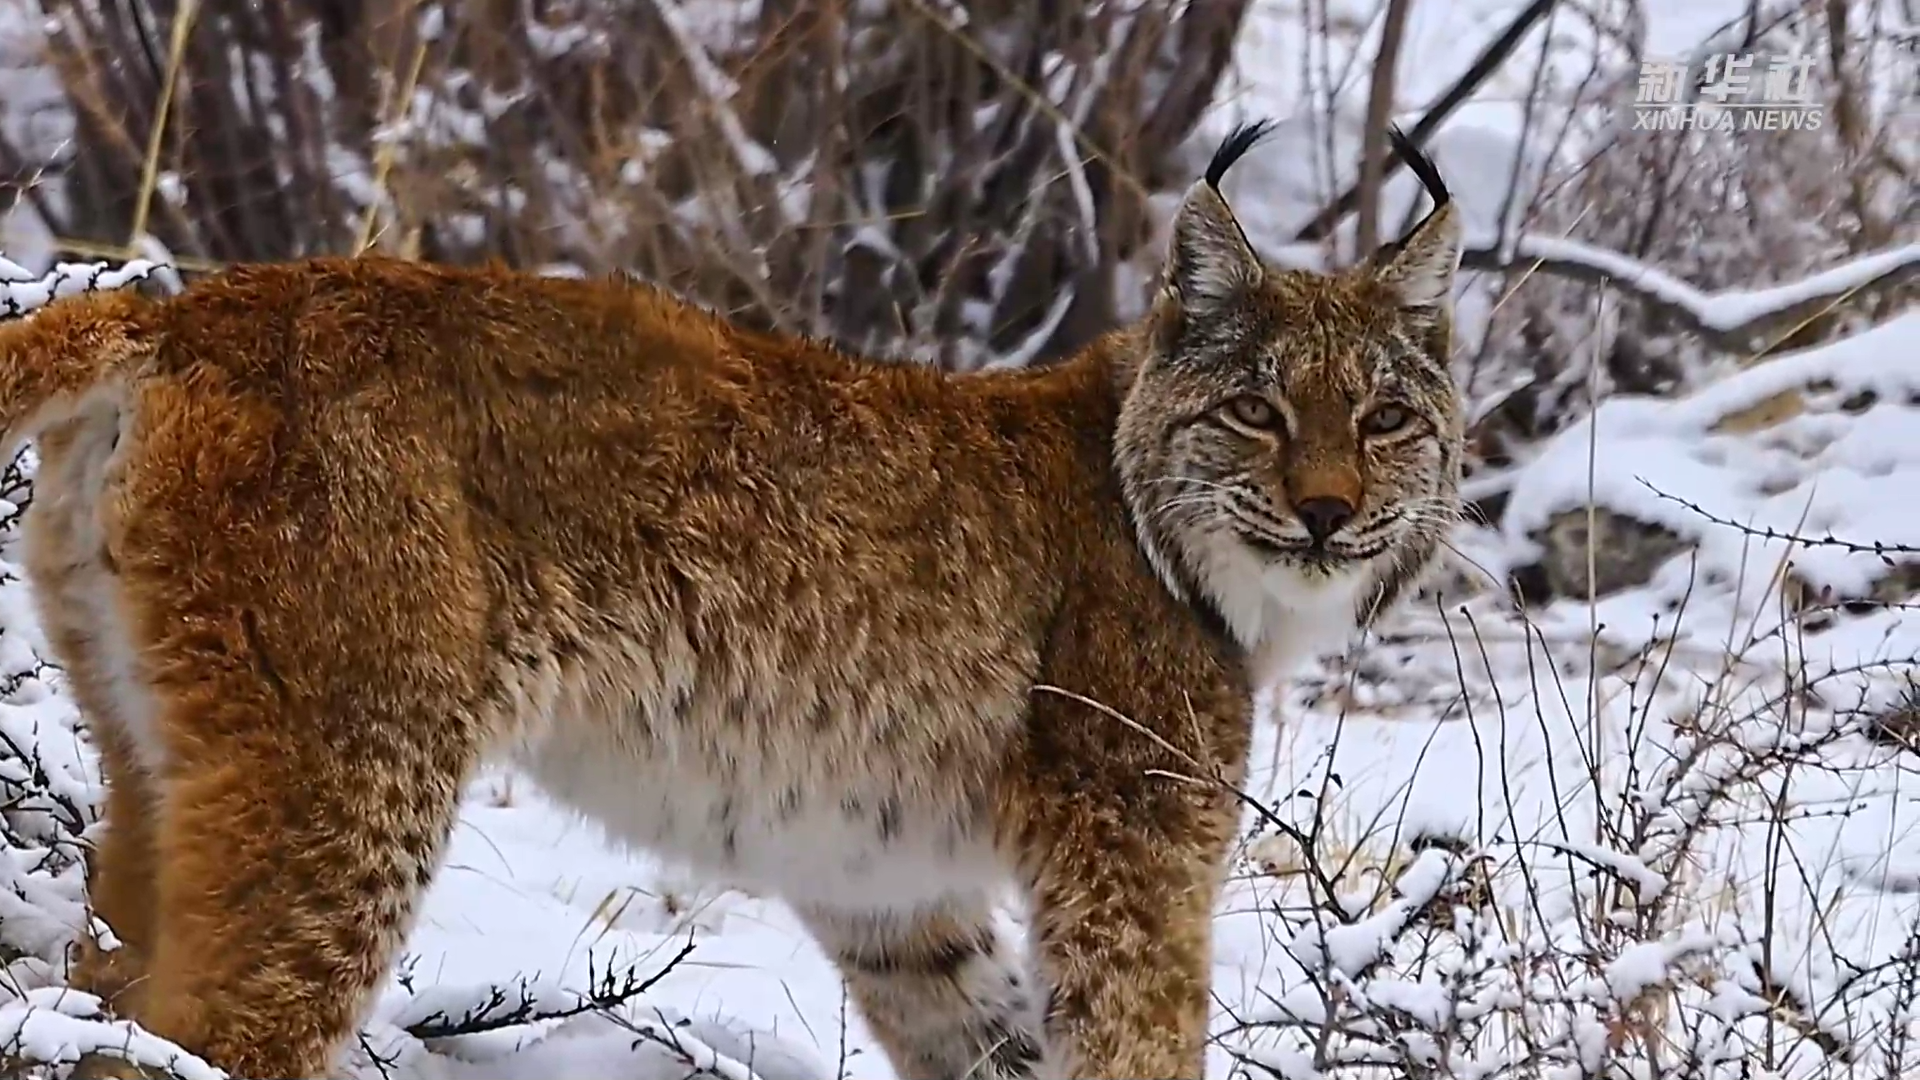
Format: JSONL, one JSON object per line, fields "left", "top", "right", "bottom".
{"left": 3, "top": 0, "right": 1918, "bottom": 1076}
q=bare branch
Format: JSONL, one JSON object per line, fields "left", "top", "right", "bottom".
{"left": 1355, "top": 0, "right": 1414, "bottom": 256}
{"left": 1293, "top": 0, "right": 1558, "bottom": 243}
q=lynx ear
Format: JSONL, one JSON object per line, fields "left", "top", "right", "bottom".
{"left": 1165, "top": 120, "right": 1276, "bottom": 311}
{"left": 1376, "top": 203, "right": 1462, "bottom": 317}
{"left": 1370, "top": 126, "right": 1462, "bottom": 321}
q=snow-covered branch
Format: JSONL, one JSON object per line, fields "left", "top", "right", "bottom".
{"left": 1463, "top": 235, "right": 1919, "bottom": 354}
{"left": 1223, "top": 578, "right": 1920, "bottom": 1078}
{"left": 1, "top": 990, "right": 222, "bottom": 1080}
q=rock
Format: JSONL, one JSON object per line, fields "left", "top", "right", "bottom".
{"left": 1866, "top": 692, "right": 1920, "bottom": 755}
{"left": 1867, "top": 562, "right": 1920, "bottom": 605}
{"left": 1532, "top": 507, "right": 1693, "bottom": 600}
{"left": 1711, "top": 387, "right": 1807, "bottom": 434}
{"left": 1785, "top": 561, "right": 1920, "bottom": 632}
{"left": 1507, "top": 561, "right": 1553, "bottom": 607}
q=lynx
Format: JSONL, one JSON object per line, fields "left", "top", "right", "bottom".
{"left": 0, "top": 123, "right": 1462, "bottom": 1080}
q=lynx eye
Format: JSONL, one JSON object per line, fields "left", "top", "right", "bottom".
{"left": 1223, "top": 395, "right": 1281, "bottom": 431}
{"left": 1360, "top": 404, "right": 1412, "bottom": 437}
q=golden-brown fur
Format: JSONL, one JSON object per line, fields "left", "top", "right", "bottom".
{"left": 0, "top": 125, "right": 1463, "bottom": 1080}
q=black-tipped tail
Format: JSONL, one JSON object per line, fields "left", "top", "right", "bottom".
{"left": 1204, "top": 118, "right": 1279, "bottom": 191}
{"left": 1386, "top": 125, "right": 1449, "bottom": 209}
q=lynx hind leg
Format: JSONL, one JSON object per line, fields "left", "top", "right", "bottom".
{"left": 116, "top": 602, "right": 486, "bottom": 1080}
{"left": 52, "top": 613, "right": 484, "bottom": 1080}
{"left": 61, "top": 430, "right": 498, "bottom": 1078}
{"left": 800, "top": 895, "right": 1044, "bottom": 1080}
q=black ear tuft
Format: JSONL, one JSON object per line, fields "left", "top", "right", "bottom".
{"left": 1372, "top": 125, "right": 1463, "bottom": 322}
{"left": 1205, "top": 118, "right": 1279, "bottom": 191}
{"left": 1385, "top": 125, "right": 1449, "bottom": 211}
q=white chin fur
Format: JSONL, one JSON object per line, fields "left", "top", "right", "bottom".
{"left": 1190, "top": 531, "right": 1370, "bottom": 691}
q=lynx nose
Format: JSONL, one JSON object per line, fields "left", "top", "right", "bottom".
{"left": 1295, "top": 496, "right": 1355, "bottom": 543}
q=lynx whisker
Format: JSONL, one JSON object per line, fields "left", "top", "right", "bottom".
{"left": 1148, "top": 493, "right": 1224, "bottom": 523}
{"left": 1144, "top": 474, "right": 1244, "bottom": 496}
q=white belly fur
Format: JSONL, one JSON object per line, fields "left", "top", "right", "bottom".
{"left": 504, "top": 630, "right": 1014, "bottom": 913}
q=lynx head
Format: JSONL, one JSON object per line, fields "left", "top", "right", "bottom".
{"left": 1115, "top": 121, "right": 1465, "bottom": 669}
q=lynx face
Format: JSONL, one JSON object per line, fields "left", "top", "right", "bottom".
{"left": 1116, "top": 125, "right": 1465, "bottom": 672}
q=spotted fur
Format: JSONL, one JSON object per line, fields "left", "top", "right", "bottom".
{"left": 0, "top": 121, "right": 1462, "bottom": 1080}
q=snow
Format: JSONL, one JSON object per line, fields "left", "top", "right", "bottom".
{"left": 1601, "top": 931, "right": 1721, "bottom": 1002}
{"left": 1, "top": 989, "right": 223, "bottom": 1080}
{"left": 1499, "top": 309, "right": 1920, "bottom": 677}
{"left": 1552, "top": 840, "right": 1669, "bottom": 906}
{"left": 1202, "top": 247, "right": 1920, "bottom": 1072}
{"left": 0, "top": 7, "right": 69, "bottom": 269}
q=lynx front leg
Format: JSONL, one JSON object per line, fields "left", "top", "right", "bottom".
{"left": 1008, "top": 663, "right": 1244, "bottom": 1080}
{"left": 800, "top": 894, "right": 1043, "bottom": 1080}
{"left": 1021, "top": 789, "right": 1234, "bottom": 1080}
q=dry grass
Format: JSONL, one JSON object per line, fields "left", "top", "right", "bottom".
{"left": 22, "top": 0, "right": 1250, "bottom": 370}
